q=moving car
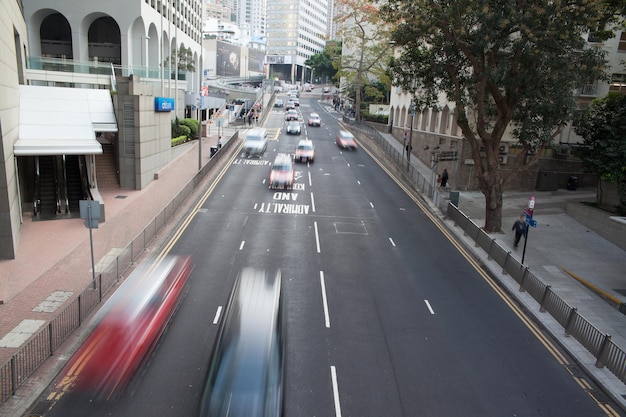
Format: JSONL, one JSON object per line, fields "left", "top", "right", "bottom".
{"left": 294, "top": 139, "right": 315, "bottom": 163}
{"left": 292, "top": 98, "right": 300, "bottom": 107}
{"left": 286, "top": 120, "right": 301, "bottom": 135}
{"left": 199, "top": 268, "right": 285, "bottom": 417}
{"left": 288, "top": 89, "right": 300, "bottom": 98}
{"left": 336, "top": 130, "right": 358, "bottom": 150}
{"left": 285, "top": 109, "right": 299, "bottom": 121}
{"left": 54, "top": 255, "right": 194, "bottom": 401}
{"left": 322, "top": 86, "right": 330, "bottom": 93}
{"left": 243, "top": 128, "right": 268, "bottom": 158}
{"left": 285, "top": 100, "right": 296, "bottom": 110}
{"left": 274, "top": 98, "right": 283, "bottom": 108}
{"left": 268, "top": 153, "right": 295, "bottom": 189}
{"left": 307, "top": 113, "right": 321, "bottom": 126}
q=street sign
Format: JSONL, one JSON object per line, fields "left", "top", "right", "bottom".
{"left": 527, "top": 219, "right": 537, "bottom": 227}
{"left": 79, "top": 200, "right": 100, "bottom": 229}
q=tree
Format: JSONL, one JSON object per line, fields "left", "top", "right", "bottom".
{"left": 335, "top": 0, "right": 394, "bottom": 121}
{"left": 305, "top": 41, "right": 340, "bottom": 84}
{"left": 164, "top": 45, "right": 195, "bottom": 73}
{"left": 380, "top": 0, "right": 609, "bottom": 232}
{"left": 574, "top": 93, "right": 626, "bottom": 214}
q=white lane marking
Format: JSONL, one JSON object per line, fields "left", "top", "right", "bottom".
{"left": 357, "top": 180, "right": 361, "bottom": 185}
{"left": 347, "top": 162, "right": 351, "bottom": 167}
{"left": 213, "top": 306, "right": 223, "bottom": 324}
{"left": 331, "top": 366, "right": 343, "bottom": 417}
{"left": 311, "top": 192, "right": 316, "bottom": 213}
{"left": 308, "top": 171, "right": 312, "bottom": 187}
{"left": 320, "top": 271, "right": 331, "bottom": 328}
{"left": 314, "top": 221, "right": 321, "bottom": 253}
{"left": 253, "top": 203, "right": 258, "bottom": 210}
{"left": 389, "top": 237, "right": 396, "bottom": 247}
{"left": 239, "top": 241, "right": 245, "bottom": 250}
{"left": 370, "top": 202, "right": 374, "bottom": 208}
{"left": 425, "top": 300, "right": 435, "bottom": 315}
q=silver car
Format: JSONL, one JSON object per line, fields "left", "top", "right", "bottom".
{"left": 243, "top": 128, "right": 268, "bottom": 158}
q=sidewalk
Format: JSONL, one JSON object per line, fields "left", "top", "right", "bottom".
{"left": 373, "top": 128, "right": 626, "bottom": 410}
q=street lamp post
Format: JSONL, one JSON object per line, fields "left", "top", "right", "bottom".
{"left": 407, "top": 100, "right": 415, "bottom": 169}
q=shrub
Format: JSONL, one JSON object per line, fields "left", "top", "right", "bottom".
{"left": 180, "top": 118, "right": 199, "bottom": 138}
{"left": 171, "top": 135, "right": 188, "bottom": 147}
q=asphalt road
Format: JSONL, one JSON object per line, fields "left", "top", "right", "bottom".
{"left": 38, "top": 95, "right": 616, "bottom": 416}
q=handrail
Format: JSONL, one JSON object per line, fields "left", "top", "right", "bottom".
{"left": 61, "top": 155, "right": 69, "bottom": 213}
{"left": 33, "top": 157, "right": 40, "bottom": 216}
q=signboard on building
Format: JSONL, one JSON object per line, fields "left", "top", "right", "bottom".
{"left": 155, "top": 97, "right": 175, "bottom": 112}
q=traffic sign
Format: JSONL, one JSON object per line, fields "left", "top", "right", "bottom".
{"left": 526, "top": 219, "right": 537, "bottom": 228}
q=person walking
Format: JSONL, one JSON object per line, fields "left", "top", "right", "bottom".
{"left": 440, "top": 169, "right": 449, "bottom": 188}
{"left": 512, "top": 215, "right": 526, "bottom": 248}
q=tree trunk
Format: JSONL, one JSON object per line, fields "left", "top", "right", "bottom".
{"left": 482, "top": 178, "right": 504, "bottom": 233}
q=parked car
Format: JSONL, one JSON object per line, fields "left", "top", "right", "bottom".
{"left": 286, "top": 120, "right": 301, "bottom": 135}
{"left": 243, "top": 128, "right": 268, "bottom": 158}
{"left": 294, "top": 139, "right": 315, "bottom": 163}
{"left": 274, "top": 99, "right": 283, "bottom": 108}
{"left": 285, "top": 109, "right": 299, "bottom": 121}
{"left": 336, "top": 130, "right": 358, "bottom": 150}
{"left": 307, "top": 113, "right": 321, "bottom": 127}
{"left": 269, "top": 154, "right": 295, "bottom": 190}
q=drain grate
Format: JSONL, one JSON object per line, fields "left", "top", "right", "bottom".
{"left": 26, "top": 400, "right": 54, "bottom": 416}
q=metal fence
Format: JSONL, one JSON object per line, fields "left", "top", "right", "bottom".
{"left": 0, "top": 131, "right": 239, "bottom": 404}
{"left": 349, "top": 120, "right": 626, "bottom": 385}
{"left": 446, "top": 203, "right": 626, "bottom": 384}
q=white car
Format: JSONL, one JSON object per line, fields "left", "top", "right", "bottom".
{"left": 242, "top": 128, "right": 268, "bottom": 158}
{"left": 307, "top": 113, "right": 321, "bottom": 126}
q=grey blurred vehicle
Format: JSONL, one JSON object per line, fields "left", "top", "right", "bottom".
{"left": 199, "top": 268, "right": 285, "bottom": 417}
{"left": 286, "top": 120, "right": 301, "bottom": 135}
{"left": 243, "top": 128, "right": 268, "bottom": 158}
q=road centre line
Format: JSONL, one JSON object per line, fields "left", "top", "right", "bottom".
{"left": 308, "top": 171, "right": 312, "bottom": 186}
{"left": 213, "top": 306, "right": 223, "bottom": 324}
{"left": 370, "top": 202, "right": 374, "bottom": 208}
{"left": 388, "top": 237, "right": 396, "bottom": 247}
{"left": 311, "top": 192, "right": 316, "bottom": 212}
{"left": 424, "top": 300, "right": 435, "bottom": 315}
{"left": 314, "top": 221, "right": 321, "bottom": 253}
{"left": 330, "top": 366, "right": 343, "bottom": 417}
{"left": 320, "top": 271, "right": 331, "bottom": 328}
{"left": 239, "top": 241, "right": 245, "bottom": 250}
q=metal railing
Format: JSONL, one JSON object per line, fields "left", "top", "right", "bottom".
{"left": 0, "top": 131, "right": 239, "bottom": 404}
{"left": 446, "top": 204, "right": 626, "bottom": 383}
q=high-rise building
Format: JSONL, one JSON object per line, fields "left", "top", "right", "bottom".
{"left": 265, "top": 0, "right": 329, "bottom": 84}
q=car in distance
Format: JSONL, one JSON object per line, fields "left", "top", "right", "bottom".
{"left": 286, "top": 120, "right": 301, "bottom": 135}
{"left": 307, "top": 113, "right": 321, "bottom": 127}
{"left": 292, "top": 98, "right": 300, "bottom": 107}
{"left": 285, "top": 109, "right": 299, "bottom": 121}
{"left": 199, "top": 268, "right": 285, "bottom": 417}
{"left": 243, "top": 128, "right": 268, "bottom": 158}
{"left": 294, "top": 139, "right": 315, "bottom": 163}
{"left": 268, "top": 153, "right": 295, "bottom": 190}
{"left": 274, "top": 98, "right": 283, "bottom": 108}
{"left": 285, "top": 100, "right": 296, "bottom": 110}
{"left": 322, "top": 86, "right": 330, "bottom": 93}
{"left": 336, "top": 130, "right": 358, "bottom": 150}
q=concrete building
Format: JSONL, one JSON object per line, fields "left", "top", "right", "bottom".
{"left": 0, "top": 0, "right": 203, "bottom": 259}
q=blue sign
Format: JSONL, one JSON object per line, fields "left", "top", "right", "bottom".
{"left": 155, "top": 97, "right": 175, "bottom": 112}
{"left": 526, "top": 219, "right": 537, "bottom": 228}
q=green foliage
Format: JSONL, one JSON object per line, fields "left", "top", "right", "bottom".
{"left": 574, "top": 92, "right": 626, "bottom": 212}
{"left": 171, "top": 135, "right": 189, "bottom": 147}
{"left": 178, "top": 124, "right": 191, "bottom": 138}
{"left": 305, "top": 41, "right": 341, "bottom": 82}
{"left": 171, "top": 117, "right": 183, "bottom": 137}
{"left": 164, "top": 46, "right": 196, "bottom": 73}
{"left": 380, "top": 0, "right": 610, "bottom": 231}
{"left": 180, "top": 118, "right": 199, "bottom": 138}
{"left": 362, "top": 112, "right": 388, "bottom": 124}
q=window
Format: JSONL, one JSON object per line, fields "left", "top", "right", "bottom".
{"left": 619, "top": 32, "right": 626, "bottom": 52}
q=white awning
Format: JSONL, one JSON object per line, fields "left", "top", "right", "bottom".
{"left": 14, "top": 86, "right": 118, "bottom": 156}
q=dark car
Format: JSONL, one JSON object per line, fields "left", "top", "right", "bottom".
{"left": 336, "top": 130, "right": 358, "bottom": 150}
{"left": 286, "top": 120, "right": 301, "bottom": 135}
{"left": 268, "top": 153, "right": 295, "bottom": 190}
{"left": 199, "top": 268, "right": 285, "bottom": 417}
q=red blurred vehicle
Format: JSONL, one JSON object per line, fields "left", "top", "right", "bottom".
{"left": 336, "top": 130, "right": 358, "bottom": 150}
{"left": 269, "top": 153, "right": 295, "bottom": 189}
{"left": 294, "top": 139, "right": 315, "bottom": 163}
{"left": 54, "top": 255, "right": 193, "bottom": 401}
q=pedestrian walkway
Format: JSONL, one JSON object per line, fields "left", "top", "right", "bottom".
{"left": 371, "top": 128, "right": 626, "bottom": 410}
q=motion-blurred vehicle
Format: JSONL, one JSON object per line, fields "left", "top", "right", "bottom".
{"left": 322, "top": 86, "right": 330, "bottom": 93}
{"left": 54, "top": 255, "right": 194, "bottom": 401}
{"left": 285, "top": 109, "right": 298, "bottom": 121}
{"left": 286, "top": 120, "right": 301, "bottom": 135}
{"left": 307, "top": 113, "right": 321, "bottom": 127}
{"left": 268, "top": 153, "right": 295, "bottom": 190}
{"left": 294, "top": 139, "right": 315, "bottom": 163}
{"left": 288, "top": 89, "right": 300, "bottom": 98}
{"left": 199, "top": 268, "right": 285, "bottom": 417}
{"left": 274, "top": 99, "right": 283, "bottom": 108}
{"left": 292, "top": 98, "right": 300, "bottom": 107}
{"left": 285, "top": 100, "right": 296, "bottom": 110}
{"left": 336, "top": 130, "right": 358, "bottom": 150}
{"left": 243, "top": 128, "right": 268, "bottom": 158}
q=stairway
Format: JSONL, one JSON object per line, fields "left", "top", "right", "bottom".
{"left": 95, "top": 144, "right": 119, "bottom": 188}
{"left": 37, "top": 156, "right": 59, "bottom": 218}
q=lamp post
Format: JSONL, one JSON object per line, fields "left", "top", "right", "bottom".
{"left": 407, "top": 99, "right": 415, "bottom": 168}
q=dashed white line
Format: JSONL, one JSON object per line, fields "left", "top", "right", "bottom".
{"left": 320, "top": 271, "right": 331, "bottom": 328}
{"left": 424, "top": 300, "right": 435, "bottom": 315}
{"left": 314, "top": 221, "right": 321, "bottom": 253}
{"left": 213, "top": 306, "right": 223, "bottom": 324}
{"left": 331, "top": 366, "right": 343, "bottom": 417}
{"left": 370, "top": 202, "right": 375, "bottom": 208}
{"left": 311, "top": 192, "right": 316, "bottom": 213}
{"left": 239, "top": 241, "right": 245, "bottom": 250}
{"left": 308, "top": 171, "right": 312, "bottom": 186}
{"left": 389, "top": 237, "right": 396, "bottom": 247}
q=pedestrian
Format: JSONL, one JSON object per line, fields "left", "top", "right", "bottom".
{"left": 512, "top": 215, "right": 526, "bottom": 248}
{"left": 440, "top": 169, "right": 449, "bottom": 188}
